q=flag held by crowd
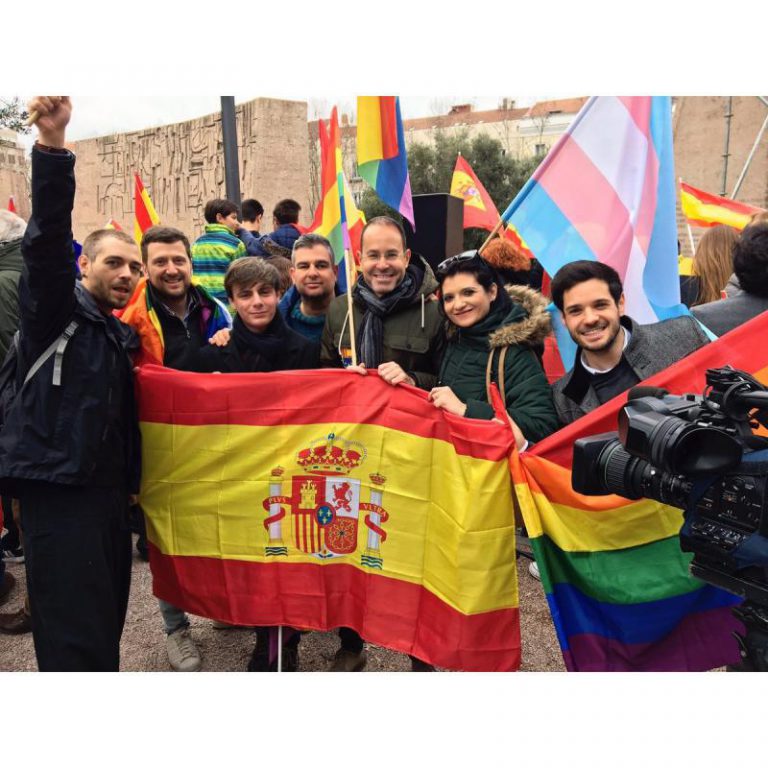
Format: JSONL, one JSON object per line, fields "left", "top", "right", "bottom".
{"left": 357, "top": 96, "right": 414, "bottom": 228}
{"left": 133, "top": 172, "right": 160, "bottom": 243}
{"left": 137, "top": 367, "right": 522, "bottom": 671}
{"left": 501, "top": 97, "right": 686, "bottom": 370}
{"left": 511, "top": 311, "right": 768, "bottom": 671}
{"left": 680, "top": 180, "right": 764, "bottom": 231}
{"left": 7, "top": 196, "right": 16, "bottom": 213}
{"left": 309, "top": 107, "right": 365, "bottom": 291}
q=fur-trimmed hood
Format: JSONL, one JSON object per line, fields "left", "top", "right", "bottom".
{"left": 487, "top": 284, "right": 551, "bottom": 349}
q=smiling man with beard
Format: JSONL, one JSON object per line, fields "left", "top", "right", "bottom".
{"left": 118, "top": 225, "right": 231, "bottom": 672}
{"left": 0, "top": 97, "right": 144, "bottom": 671}
{"left": 550, "top": 260, "right": 710, "bottom": 425}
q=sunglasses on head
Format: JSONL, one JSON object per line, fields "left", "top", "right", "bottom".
{"left": 436, "top": 252, "right": 482, "bottom": 276}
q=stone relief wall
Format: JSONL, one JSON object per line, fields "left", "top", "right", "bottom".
{"left": 69, "top": 98, "right": 310, "bottom": 240}
{"left": 0, "top": 136, "right": 30, "bottom": 221}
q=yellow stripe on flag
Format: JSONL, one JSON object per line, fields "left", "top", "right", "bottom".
{"left": 141, "top": 421, "right": 518, "bottom": 615}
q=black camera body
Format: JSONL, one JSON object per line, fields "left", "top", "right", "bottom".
{"left": 572, "top": 367, "right": 768, "bottom": 606}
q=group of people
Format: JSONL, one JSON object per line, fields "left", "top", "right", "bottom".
{"left": 1, "top": 95, "right": 768, "bottom": 672}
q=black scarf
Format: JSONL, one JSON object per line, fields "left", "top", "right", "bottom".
{"left": 355, "top": 263, "right": 424, "bottom": 368}
{"left": 232, "top": 313, "right": 286, "bottom": 371}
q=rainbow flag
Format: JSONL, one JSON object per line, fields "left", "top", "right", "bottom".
{"left": 680, "top": 180, "right": 764, "bottom": 230}
{"left": 512, "top": 312, "right": 768, "bottom": 671}
{"left": 134, "top": 172, "right": 160, "bottom": 244}
{"left": 137, "top": 367, "right": 521, "bottom": 671}
{"left": 357, "top": 96, "right": 414, "bottom": 227}
{"left": 310, "top": 107, "right": 365, "bottom": 292}
{"left": 502, "top": 97, "right": 686, "bottom": 370}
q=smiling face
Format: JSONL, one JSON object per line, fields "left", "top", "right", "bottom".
{"left": 145, "top": 240, "right": 192, "bottom": 302}
{"left": 561, "top": 278, "right": 625, "bottom": 352}
{"left": 441, "top": 271, "right": 497, "bottom": 328}
{"left": 79, "top": 235, "right": 143, "bottom": 313}
{"left": 290, "top": 243, "right": 337, "bottom": 300}
{"left": 359, "top": 222, "right": 411, "bottom": 297}
{"left": 230, "top": 281, "right": 278, "bottom": 333}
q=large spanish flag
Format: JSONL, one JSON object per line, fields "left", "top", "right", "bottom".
{"left": 137, "top": 367, "right": 521, "bottom": 671}
{"left": 134, "top": 172, "right": 160, "bottom": 244}
{"left": 512, "top": 312, "right": 768, "bottom": 670}
{"left": 680, "top": 180, "right": 764, "bottom": 230}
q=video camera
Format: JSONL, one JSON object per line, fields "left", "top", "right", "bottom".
{"left": 572, "top": 367, "right": 768, "bottom": 670}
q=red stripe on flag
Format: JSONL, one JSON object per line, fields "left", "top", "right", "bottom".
{"left": 149, "top": 543, "right": 521, "bottom": 671}
{"left": 137, "top": 366, "right": 514, "bottom": 463}
{"left": 379, "top": 97, "right": 399, "bottom": 159}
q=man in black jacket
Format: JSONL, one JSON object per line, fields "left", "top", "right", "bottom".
{"left": 0, "top": 97, "right": 143, "bottom": 671}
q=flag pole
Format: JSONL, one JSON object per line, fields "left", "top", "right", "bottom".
{"left": 344, "top": 250, "right": 358, "bottom": 366}
{"left": 478, "top": 219, "right": 506, "bottom": 254}
{"left": 277, "top": 625, "right": 283, "bottom": 672}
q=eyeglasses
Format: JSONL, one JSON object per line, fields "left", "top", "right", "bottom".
{"left": 436, "top": 252, "right": 481, "bottom": 276}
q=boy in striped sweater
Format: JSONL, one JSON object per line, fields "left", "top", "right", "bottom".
{"left": 191, "top": 199, "right": 247, "bottom": 304}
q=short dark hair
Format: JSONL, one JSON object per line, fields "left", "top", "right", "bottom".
{"left": 204, "top": 199, "right": 239, "bottom": 224}
{"left": 360, "top": 216, "right": 407, "bottom": 251}
{"left": 292, "top": 233, "right": 336, "bottom": 264}
{"left": 224, "top": 257, "right": 280, "bottom": 298}
{"left": 733, "top": 223, "right": 768, "bottom": 297}
{"left": 550, "top": 260, "right": 623, "bottom": 311}
{"left": 268, "top": 255, "right": 293, "bottom": 296}
{"left": 140, "top": 225, "right": 191, "bottom": 263}
{"left": 273, "top": 199, "right": 301, "bottom": 225}
{"left": 242, "top": 198, "right": 264, "bottom": 223}
{"left": 81, "top": 228, "right": 137, "bottom": 262}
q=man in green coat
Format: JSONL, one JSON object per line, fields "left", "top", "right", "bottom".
{"left": 319, "top": 216, "right": 445, "bottom": 672}
{"left": 319, "top": 216, "right": 444, "bottom": 388}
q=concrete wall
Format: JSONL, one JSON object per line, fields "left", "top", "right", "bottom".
{"left": 68, "top": 97, "right": 311, "bottom": 241}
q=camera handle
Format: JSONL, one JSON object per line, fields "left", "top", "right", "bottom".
{"left": 730, "top": 601, "right": 768, "bottom": 672}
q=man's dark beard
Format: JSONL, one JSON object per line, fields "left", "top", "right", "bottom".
{"left": 301, "top": 290, "right": 333, "bottom": 314}
{"left": 584, "top": 322, "right": 622, "bottom": 353}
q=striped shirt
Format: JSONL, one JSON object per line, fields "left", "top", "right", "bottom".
{"left": 191, "top": 224, "right": 247, "bottom": 303}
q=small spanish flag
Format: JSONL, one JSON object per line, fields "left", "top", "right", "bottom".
{"left": 680, "top": 180, "right": 764, "bottom": 230}
{"left": 134, "top": 173, "right": 160, "bottom": 244}
{"left": 105, "top": 218, "right": 123, "bottom": 230}
{"left": 7, "top": 196, "right": 16, "bottom": 214}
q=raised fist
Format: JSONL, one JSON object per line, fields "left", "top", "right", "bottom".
{"left": 27, "top": 96, "right": 72, "bottom": 148}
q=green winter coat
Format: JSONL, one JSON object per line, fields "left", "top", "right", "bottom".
{"left": 0, "top": 237, "right": 23, "bottom": 363}
{"left": 320, "top": 261, "right": 445, "bottom": 389}
{"left": 438, "top": 285, "right": 559, "bottom": 443}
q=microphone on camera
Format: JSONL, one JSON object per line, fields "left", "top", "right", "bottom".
{"left": 627, "top": 385, "right": 669, "bottom": 401}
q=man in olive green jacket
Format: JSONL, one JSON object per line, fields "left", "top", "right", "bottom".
{"left": 319, "top": 216, "right": 445, "bottom": 673}
{"left": 0, "top": 211, "right": 25, "bottom": 363}
{"left": 319, "top": 216, "right": 444, "bottom": 389}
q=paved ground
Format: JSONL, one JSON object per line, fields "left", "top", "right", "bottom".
{"left": 0, "top": 538, "right": 565, "bottom": 672}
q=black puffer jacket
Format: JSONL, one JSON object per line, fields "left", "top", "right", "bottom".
{"left": 0, "top": 147, "right": 141, "bottom": 495}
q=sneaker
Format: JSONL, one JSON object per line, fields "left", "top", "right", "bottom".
{"left": 329, "top": 648, "right": 367, "bottom": 672}
{"left": 166, "top": 627, "right": 202, "bottom": 672}
{"left": 0, "top": 607, "right": 32, "bottom": 634}
{"left": 529, "top": 560, "right": 541, "bottom": 581}
{"left": 0, "top": 572, "right": 16, "bottom": 607}
{"left": 1, "top": 547, "right": 24, "bottom": 564}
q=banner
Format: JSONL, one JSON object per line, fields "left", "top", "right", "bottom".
{"left": 138, "top": 366, "right": 521, "bottom": 671}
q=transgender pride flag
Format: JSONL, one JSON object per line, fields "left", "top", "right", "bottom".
{"left": 501, "top": 97, "right": 686, "bottom": 369}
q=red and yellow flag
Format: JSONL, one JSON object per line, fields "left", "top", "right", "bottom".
{"left": 680, "top": 180, "right": 764, "bottom": 230}
{"left": 134, "top": 173, "right": 160, "bottom": 244}
{"left": 105, "top": 218, "right": 123, "bottom": 230}
{"left": 450, "top": 155, "right": 535, "bottom": 259}
{"left": 137, "top": 367, "right": 521, "bottom": 671}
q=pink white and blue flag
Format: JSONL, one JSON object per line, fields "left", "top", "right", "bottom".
{"left": 501, "top": 96, "right": 686, "bottom": 369}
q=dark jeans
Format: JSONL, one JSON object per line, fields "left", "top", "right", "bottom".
{"left": 20, "top": 483, "right": 132, "bottom": 672}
